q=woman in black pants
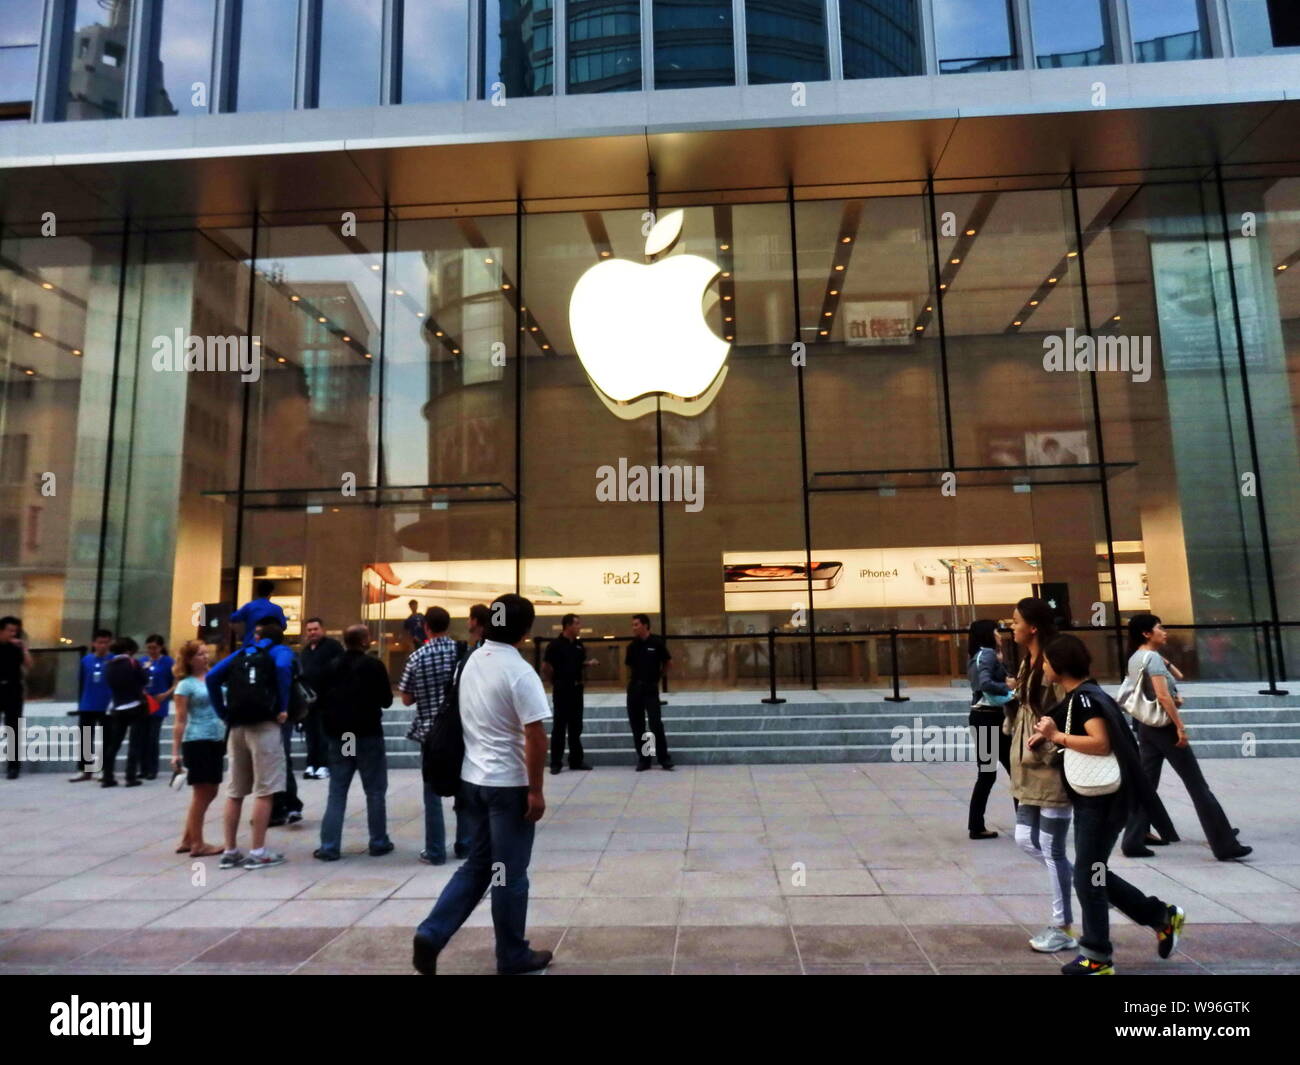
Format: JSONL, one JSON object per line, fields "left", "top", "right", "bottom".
{"left": 1032, "top": 635, "right": 1185, "bottom": 975}
{"left": 1120, "top": 613, "right": 1251, "bottom": 861}
{"left": 967, "top": 619, "right": 1014, "bottom": 839}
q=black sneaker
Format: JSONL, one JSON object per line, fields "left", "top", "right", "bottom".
{"left": 267, "top": 816, "right": 287, "bottom": 828}
{"left": 1217, "top": 844, "right": 1252, "bottom": 861}
{"left": 635, "top": 759, "right": 652, "bottom": 772}
{"left": 1061, "top": 954, "right": 1114, "bottom": 975}
{"left": 125, "top": 779, "right": 142, "bottom": 787}
{"left": 454, "top": 844, "right": 469, "bottom": 860}
{"left": 101, "top": 778, "right": 118, "bottom": 788}
{"left": 660, "top": 762, "right": 675, "bottom": 771}
{"left": 369, "top": 841, "right": 395, "bottom": 857}
{"left": 413, "top": 932, "right": 439, "bottom": 975}
{"left": 498, "top": 949, "right": 553, "bottom": 975}
{"left": 1157, "top": 904, "right": 1185, "bottom": 959}
{"left": 570, "top": 763, "right": 594, "bottom": 771}
{"left": 218, "top": 850, "right": 245, "bottom": 870}
{"left": 1122, "top": 846, "right": 1154, "bottom": 858}
{"left": 419, "top": 851, "right": 446, "bottom": 866}
{"left": 549, "top": 766, "right": 562, "bottom": 775}
{"left": 286, "top": 811, "right": 304, "bottom": 825}
{"left": 313, "top": 848, "right": 341, "bottom": 862}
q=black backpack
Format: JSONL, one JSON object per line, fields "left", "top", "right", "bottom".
{"left": 225, "top": 644, "right": 281, "bottom": 725}
{"left": 422, "top": 654, "right": 468, "bottom": 797}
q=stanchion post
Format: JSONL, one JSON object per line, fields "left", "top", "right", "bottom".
{"left": 1259, "top": 620, "right": 1289, "bottom": 696}
{"left": 884, "top": 627, "right": 909, "bottom": 703}
{"left": 761, "top": 629, "right": 786, "bottom": 705}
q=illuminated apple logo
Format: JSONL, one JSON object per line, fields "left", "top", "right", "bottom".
{"left": 568, "top": 210, "right": 730, "bottom": 419}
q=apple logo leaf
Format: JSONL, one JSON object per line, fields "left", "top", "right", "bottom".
{"left": 644, "top": 210, "right": 685, "bottom": 259}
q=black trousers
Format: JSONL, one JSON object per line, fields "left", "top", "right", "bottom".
{"left": 1124, "top": 721, "right": 1236, "bottom": 858}
{"left": 550, "top": 685, "right": 585, "bottom": 769}
{"left": 967, "top": 708, "right": 1012, "bottom": 832}
{"left": 78, "top": 711, "right": 105, "bottom": 772}
{"left": 1075, "top": 794, "right": 1170, "bottom": 963}
{"left": 627, "top": 682, "right": 671, "bottom": 765}
{"left": 140, "top": 713, "right": 164, "bottom": 778}
{"left": 2, "top": 699, "right": 21, "bottom": 773}
{"left": 271, "top": 718, "right": 303, "bottom": 818}
{"left": 303, "top": 707, "right": 326, "bottom": 769}
{"left": 103, "top": 706, "right": 146, "bottom": 783}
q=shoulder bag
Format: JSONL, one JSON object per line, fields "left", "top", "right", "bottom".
{"left": 1119, "top": 650, "right": 1171, "bottom": 728}
{"left": 1062, "top": 692, "right": 1121, "bottom": 797}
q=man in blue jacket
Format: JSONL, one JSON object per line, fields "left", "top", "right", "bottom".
{"left": 68, "top": 629, "right": 113, "bottom": 782}
{"left": 207, "top": 618, "right": 295, "bottom": 870}
{"left": 231, "top": 580, "right": 289, "bottom": 647}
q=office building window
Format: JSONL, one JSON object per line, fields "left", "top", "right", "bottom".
{"left": 319, "top": 0, "right": 382, "bottom": 108}
{"left": 0, "top": 0, "right": 43, "bottom": 120}
{"left": 144, "top": 0, "right": 216, "bottom": 116}
{"left": 1228, "top": 0, "right": 1300, "bottom": 55}
{"left": 839, "top": 0, "right": 922, "bottom": 80}
{"left": 933, "top": 0, "right": 1016, "bottom": 73}
{"left": 1129, "top": 0, "right": 1210, "bottom": 63}
{"left": 482, "top": 0, "right": 554, "bottom": 99}
{"left": 232, "top": 0, "right": 298, "bottom": 112}
{"left": 58, "top": 0, "right": 134, "bottom": 120}
{"left": 746, "top": 0, "right": 828, "bottom": 84}
{"left": 401, "top": 0, "right": 471, "bottom": 102}
{"left": 654, "top": 0, "right": 735, "bottom": 88}
{"left": 568, "top": 0, "right": 642, "bottom": 93}
{"left": 1030, "top": 0, "right": 1113, "bottom": 68}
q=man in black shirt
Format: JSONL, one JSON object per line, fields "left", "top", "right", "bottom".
{"left": 0, "top": 616, "right": 33, "bottom": 780}
{"left": 299, "top": 617, "right": 344, "bottom": 779}
{"left": 542, "top": 613, "right": 595, "bottom": 774}
{"left": 624, "top": 614, "right": 673, "bottom": 771}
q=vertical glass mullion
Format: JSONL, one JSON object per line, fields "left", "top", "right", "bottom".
{"left": 295, "top": 0, "right": 320, "bottom": 109}
{"left": 553, "top": 0, "right": 567, "bottom": 94}
{"left": 918, "top": 0, "right": 939, "bottom": 75}
{"left": 382, "top": 0, "right": 401, "bottom": 104}
{"left": 1011, "top": 0, "right": 1033, "bottom": 70}
{"left": 733, "top": 0, "right": 748, "bottom": 85}
{"left": 825, "top": 0, "right": 843, "bottom": 80}
{"left": 641, "top": 0, "right": 654, "bottom": 89}
{"left": 33, "top": 0, "right": 75, "bottom": 122}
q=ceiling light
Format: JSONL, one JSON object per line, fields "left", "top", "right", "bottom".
{"left": 72, "top": 348, "right": 81, "bottom": 355}
{"left": 395, "top": 289, "right": 404, "bottom": 296}
{"left": 939, "top": 283, "right": 947, "bottom": 290}
{"left": 530, "top": 326, "right": 538, "bottom": 332}
{"left": 541, "top": 343, "right": 550, "bottom": 350}
{"left": 841, "top": 237, "right": 852, "bottom": 244}
{"left": 502, "top": 283, "right": 511, "bottom": 290}
{"left": 600, "top": 251, "right": 611, "bottom": 258}
{"left": 435, "top": 330, "right": 444, "bottom": 337}
{"left": 41, "top": 282, "right": 53, "bottom": 290}
{"left": 950, "top": 258, "right": 961, "bottom": 265}
{"left": 834, "top": 265, "right": 845, "bottom": 272}
{"left": 819, "top": 330, "right": 828, "bottom": 337}
{"left": 276, "top": 356, "right": 286, "bottom": 363}
{"left": 364, "top": 353, "right": 372, "bottom": 359}
{"left": 1279, "top": 264, "right": 1289, "bottom": 271}
{"left": 485, "top": 257, "right": 494, "bottom": 264}
{"left": 24, "top": 368, "right": 35, "bottom": 376}
{"left": 1048, "top": 277, "right": 1058, "bottom": 284}
{"left": 32, "top": 330, "right": 42, "bottom": 338}
{"left": 829, "top": 290, "right": 839, "bottom": 296}
{"left": 370, "top": 264, "right": 380, "bottom": 271}
{"left": 1029, "top": 300, "right": 1039, "bottom": 306}
{"left": 824, "top": 312, "right": 833, "bottom": 318}
{"left": 342, "top": 335, "right": 351, "bottom": 342}
{"left": 723, "top": 295, "right": 732, "bottom": 301}
{"left": 452, "top": 348, "right": 460, "bottom": 355}
{"left": 722, "top": 271, "right": 731, "bottom": 278}
{"left": 1112, "top": 315, "right": 1122, "bottom": 321}
{"left": 318, "top": 316, "right": 327, "bottom": 323}
{"left": 965, "top": 228, "right": 976, "bottom": 236}
{"left": 1067, "top": 251, "right": 1078, "bottom": 258}
{"left": 915, "top": 325, "right": 924, "bottom": 332}
{"left": 724, "top": 316, "right": 734, "bottom": 322}
{"left": 720, "top": 243, "right": 730, "bottom": 251}
{"left": 291, "top": 295, "right": 300, "bottom": 301}
{"left": 924, "top": 305, "right": 932, "bottom": 312}
{"left": 1013, "top": 320, "right": 1022, "bottom": 327}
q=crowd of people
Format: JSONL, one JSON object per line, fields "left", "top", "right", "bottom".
{"left": 0, "top": 588, "right": 1261, "bottom": 977}
{"left": 965, "top": 598, "right": 1254, "bottom": 976}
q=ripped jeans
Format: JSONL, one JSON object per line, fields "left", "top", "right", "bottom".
{"left": 1015, "top": 803, "right": 1073, "bottom": 927}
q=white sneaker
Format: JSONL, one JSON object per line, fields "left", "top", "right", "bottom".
{"left": 1029, "top": 926, "right": 1079, "bottom": 953}
{"left": 316, "top": 766, "right": 329, "bottom": 779}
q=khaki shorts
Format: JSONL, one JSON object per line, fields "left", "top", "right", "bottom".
{"left": 226, "top": 721, "right": 286, "bottom": 799}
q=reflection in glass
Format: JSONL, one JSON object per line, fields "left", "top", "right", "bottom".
{"left": 482, "top": 0, "right": 554, "bottom": 99}
{"left": 144, "top": 0, "right": 216, "bottom": 116}
{"left": 401, "top": 0, "right": 470, "bottom": 102}
{"left": 568, "top": 0, "right": 642, "bottom": 93}
{"left": 0, "top": 0, "right": 43, "bottom": 119}
{"left": 746, "top": 0, "right": 828, "bottom": 84}
{"left": 319, "top": 0, "right": 382, "bottom": 109}
{"left": 61, "top": 0, "right": 134, "bottom": 119}
{"left": 839, "top": 0, "right": 922, "bottom": 80}
{"left": 1227, "top": 0, "right": 1300, "bottom": 55}
{"left": 1129, "top": 0, "right": 1209, "bottom": 62}
{"left": 1030, "top": 0, "right": 1113, "bottom": 68}
{"left": 653, "top": 0, "right": 735, "bottom": 88}
{"left": 233, "top": 0, "right": 297, "bottom": 112}
{"left": 933, "top": 0, "right": 1016, "bottom": 73}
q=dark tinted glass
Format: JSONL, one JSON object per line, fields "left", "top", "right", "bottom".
{"left": 568, "top": 0, "right": 643, "bottom": 93}
{"left": 745, "top": 0, "right": 828, "bottom": 84}
{"left": 933, "top": 0, "right": 1015, "bottom": 73}
{"left": 839, "top": 0, "right": 922, "bottom": 79}
{"left": 653, "top": 0, "right": 734, "bottom": 88}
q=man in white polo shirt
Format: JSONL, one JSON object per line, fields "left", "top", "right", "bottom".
{"left": 413, "top": 593, "right": 553, "bottom": 976}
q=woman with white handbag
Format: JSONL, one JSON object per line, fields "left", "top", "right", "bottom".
{"left": 1031, "top": 635, "right": 1185, "bottom": 976}
{"left": 1118, "top": 614, "right": 1251, "bottom": 862}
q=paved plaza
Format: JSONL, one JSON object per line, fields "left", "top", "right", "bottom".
{"left": 1, "top": 760, "right": 1298, "bottom": 975}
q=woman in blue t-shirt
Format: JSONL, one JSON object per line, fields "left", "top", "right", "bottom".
{"left": 169, "top": 640, "right": 226, "bottom": 857}
{"left": 138, "top": 635, "right": 175, "bottom": 781}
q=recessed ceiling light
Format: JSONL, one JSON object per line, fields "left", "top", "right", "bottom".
{"left": 1279, "top": 264, "right": 1289, "bottom": 271}
{"left": 72, "top": 348, "right": 81, "bottom": 355}
{"left": 723, "top": 295, "right": 732, "bottom": 301}
{"left": 485, "top": 257, "right": 494, "bottom": 265}
{"left": 24, "top": 368, "right": 34, "bottom": 376}
{"left": 819, "top": 330, "right": 828, "bottom": 336}
{"left": 600, "top": 250, "right": 611, "bottom": 258}
{"left": 841, "top": 237, "right": 852, "bottom": 244}
{"left": 41, "top": 282, "right": 53, "bottom": 290}
{"left": 502, "top": 283, "right": 511, "bottom": 290}
{"left": 318, "top": 316, "right": 327, "bottom": 323}
{"left": 950, "top": 258, "right": 961, "bottom": 265}
{"left": 276, "top": 356, "right": 286, "bottom": 363}
{"left": 342, "top": 335, "right": 351, "bottom": 342}
{"left": 915, "top": 325, "right": 924, "bottom": 332}
{"left": 924, "top": 305, "right": 932, "bottom": 312}
{"left": 541, "top": 344, "right": 550, "bottom": 350}
{"left": 824, "top": 312, "right": 832, "bottom": 318}
{"left": 452, "top": 348, "right": 460, "bottom": 354}
{"left": 720, "top": 243, "right": 730, "bottom": 251}
{"left": 32, "top": 330, "right": 42, "bottom": 338}
{"left": 370, "top": 264, "right": 380, "bottom": 271}
{"left": 1067, "top": 251, "right": 1078, "bottom": 258}
{"left": 1030, "top": 300, "right": 1039, "bottom": 306}
{"left": 291, "top": 295, "right": 300, "bottom": 301}
{"left": 829, "top": 290, "right": 839, "bottom": 296}
{"left": 1112, "top": 315, "right": 1121, "bottom": 321}
{"left": 834, "top": 265, "right": 844, "bottom": 272}
{"left": 1013, "top": 320, "right": 1022, "bottom": 327}
{"left": 435, "top": 330, "right": 444, "bottom": 337}
{"left": 395, "top": 289, "right": 404, "bottom": 296}
{"left": 939, "top": 283, "right": 947, "bottom": 290}
{"left": 364, "top": 353, "right": 372, "bottom": 359}
{"left": 1048, "top": 277, "right": 1058, "bottom": 284}
{"left": 966, "top": 228, "right": 976, "bottom": 236}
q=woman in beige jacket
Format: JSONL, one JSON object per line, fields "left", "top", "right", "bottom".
{"left": 1004, "top": 597, "right": 1074, "bottom": 954}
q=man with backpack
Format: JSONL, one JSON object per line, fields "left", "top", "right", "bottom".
{"left": 412, "top": 594, "right": 552, "bottom": 976}
{"left": 313, "top": 625, "right": 394, "bottom": 860}
{"left": 206, "top": 618, "right": 295, "bottom": 869}
{"left": 400, "top": 606, "right": 470, "bottom": 864}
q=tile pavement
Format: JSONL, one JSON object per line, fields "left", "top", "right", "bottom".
{"left": 1, "top": 758, "right": 1299, "bottom": 975}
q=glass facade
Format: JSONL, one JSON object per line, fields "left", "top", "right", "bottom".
{"left": 568, "top": 0, "right": 643, "bottom": 92}
{"left": 145, "top": 0, "right": 217, "bottom": 116}
{"left": 233, "top": 0, "right": 298, "bottom": 112}
{"left": 1228, "top": 0, "right": 1300, "bottom": 55}
{"left": 745, "top": 1, "right": 829, "bottom": 84}
{"left": 400, "top": 0, "right": 471, "bottom": 102}
{"left": 482, "top": 0, "right": 555, "bottom": 98}
{"left": 933, "top": 0, "right": 1016, "bottom": 73}
{"left": 1030, "top": 0, "right": 1114, "bottom": 68}
{"left": 319, "top": 0, "right": 383, "bottom": 109}
{"left": 4, "top": 173, "right": 1297, "bottom": 696}
{"left": 0, "top": 0, "right": 43, "bottom": 121}
{"left": 654, "top": 0, "right": 735, "bottom": 88}
{"left": 1129, "top": 0, "right": 1211, "bottom": 63}
{"left": 58, "top": 0, "right": 135, "bottom": 119}
{"left": 839, "top": 0, "right": 923, "bottom": 79}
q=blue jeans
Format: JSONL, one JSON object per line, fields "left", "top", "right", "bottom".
{"left": 421, "top": 744, "right": 471, "bottom": 860}
{"left": 317, "top": 734, "right": 391, "bottom": 856}
{"left": 417, "top": 782, "right": 536, "bottom": 968}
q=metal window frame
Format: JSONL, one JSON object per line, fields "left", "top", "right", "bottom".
{"left": 825, "top": 0, "right": 844, "bottom": 81}
{"left": 1205, "top": 0, "right": 1231, "bottom": 58}
{"left": 33, "top": 0, "right": 75, "bottom": 122}
{"left": 733, "top": 0, "right": 747, "bottom": 87}
{"left": 295, "top": 0, "right": 320, "bottom": 110}
{"left": 554, "top": 0, "right": 567, "bottom": 95}
{"left": 641, "top": 0, "right": 654, "bottom": 90}
{"left": 918, "top": 0, "right": 938, "bottom": 75}
{"left": 211, "top": 0, "right": 237, "bottom": 112}
{"left": 472, "top": 0, "right": 485, "bottom": 99}
{"left": 382, "top": 0, "right": 401, "bottom": 104}
{"left": 1108, "top": 0, "right": 1133, "bottom": 64}
{"left": 1011, "top": 0, "right": 1033, "bottom": 70}
{"left": 123, "top": 0, "right": 156, "bottom": 117}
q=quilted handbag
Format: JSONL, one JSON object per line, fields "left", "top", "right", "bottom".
{"left": 1062, "top": 693, "right": 1121, "bottom": 797}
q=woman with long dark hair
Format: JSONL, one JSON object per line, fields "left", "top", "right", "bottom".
{"left": 1005, "top": 598, "right": 1075, "bottom": 955}
{"left": 1119, "top": 613, "right": 1251, "bottom": 861}
{"left": 1032, "top": 634, "right": 1185, "bottom": 975}
{"left": 139, "top": 634, "right": 174, "bottom": 781}
{"left": 967, "top": 619, "right": 1014, "bottom": 840}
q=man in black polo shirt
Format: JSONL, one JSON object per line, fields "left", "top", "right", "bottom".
{"left": 542, "top": 613, "right": 594, "bottom": 775}
{"left": 625, "top": 614, "right": 673, "bottom": 771}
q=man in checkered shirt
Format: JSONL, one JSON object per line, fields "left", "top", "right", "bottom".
{"left": 400, "top": 606, "right": 468, "bottom": 864}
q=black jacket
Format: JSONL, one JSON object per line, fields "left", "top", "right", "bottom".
{"left": 105, "top": 655, "right": 148, "bottom": 712}
{"left": 1048, "top": 679, "right": 1175, "bottom": 838}
{"left": 299, "top": 636, "right": 345, "bottom": 688}
{"left": 319, "top": 650, "right": 393, "bottom": 740}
